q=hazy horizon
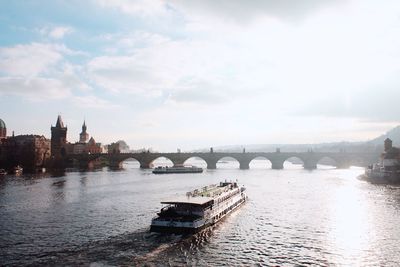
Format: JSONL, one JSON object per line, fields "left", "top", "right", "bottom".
{"left": 1, "top": 0, "right": 399, "bottom": 151}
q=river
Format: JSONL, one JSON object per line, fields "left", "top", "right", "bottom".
{"left": 1, "top": 159, "right": 400, "bottom": 266}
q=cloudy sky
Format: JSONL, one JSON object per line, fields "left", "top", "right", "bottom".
{"left": 0, "top": 0, "right": 399, "bottom": 151}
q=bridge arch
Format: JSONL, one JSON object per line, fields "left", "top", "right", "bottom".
{"left": 183, "top": 156, "right": 208, "bottom": 168}
{"left": 84, "top": 154, "right": 108, "bottom": 170}
{"left": 284, "top": 156, "right": 305, "bottom": 169}
{"left": 348, "top": 156, "right": 367, "bottom": 168}
{"left": 317, "top": 156, "right": 337, "bottom": 169}
{"left": 151, "top": 156, "right": 174, "bottom": 167}
{"left": 120, "top": 157, "right": 141, "bottom": 169}
{"left": 216, "top": 156, "right": 240, "bottom": 169}
{"left": 249, "top": 156, "right": 272, "bottom": 169}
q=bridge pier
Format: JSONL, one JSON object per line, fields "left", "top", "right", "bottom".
{"left": 206, "top": 161, "right": 217, "bottom": 170}
{"left": 335, "top": 161, "right": 351, "bottom": 169}
{"left": 77, "top": 160, "right": 90, "bottom": 170}
{"left": 303, "top": 159, "right": 317, "bottom": 170}
{"left": 240, "top": 161, "right": 249, "bottom": 170}
{"left": 109, "top": 159, "right": 123, "bottom": 169}
{"left": 140, "top": 162, "right": 152, "bottom": 169}
{"left": 303, "top": 163, "right": 317, "bottom": 170}
{"left": 271, "top": 160, "right": 284, "bottom": 170}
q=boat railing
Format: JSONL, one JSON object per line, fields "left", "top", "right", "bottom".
{"left": 192, "top": 217, "right": 205, "bottom": 223}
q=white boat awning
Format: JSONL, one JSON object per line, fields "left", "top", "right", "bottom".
{"left": 161, "top": 196, "right": 213, "bottom": 206}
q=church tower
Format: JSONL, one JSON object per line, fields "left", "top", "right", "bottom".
{"left": 51, "top": 115, "right": 67, "bottom": 158}
{"left": 79, "top": 120, "right": 89, "bottom": 143}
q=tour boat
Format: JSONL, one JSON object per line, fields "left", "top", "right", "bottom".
{"left": 0, "top": 169, "right": 7, "bottom": 175}
{"left": 152, "top": 165, "right": 203, "bottom": 174}
{"left": 150, "top": 181, "right": 247, "bottom": 233}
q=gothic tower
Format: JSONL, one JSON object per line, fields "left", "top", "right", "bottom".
{"left": 79, "top": 120, "right": 89, "bottom": 143}
{"left": 51, "top": 115, "right": 67, "bottom": 158}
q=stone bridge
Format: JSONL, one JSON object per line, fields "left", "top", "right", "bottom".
{"left": 68, "top": 151, "right": 379, "bottom": 170}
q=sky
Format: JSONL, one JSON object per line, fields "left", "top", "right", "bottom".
{"left": 0, "top": 0, "right": 399, "bottom": 151}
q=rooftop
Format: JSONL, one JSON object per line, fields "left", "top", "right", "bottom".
{"left": 161, "top": 182, "right": 237, "bottom": 206}
{"left": 0, "top": 119, "right": 5, "bottom": 129}
{"left": 161, "top": 196, "right": 214, "bottom": 206}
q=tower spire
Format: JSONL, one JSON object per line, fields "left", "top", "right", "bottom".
{"left": 56, "top": 115, "right": 64, "bottom": 128}
{"left": 79, "top": 119, "right": 89, "bottom": 143}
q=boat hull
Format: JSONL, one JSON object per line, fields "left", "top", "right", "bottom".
{"left": 150, "top": 195, "right": 247, "bottom": 234}
{"left": 150, "top": 223, "right": 210, "bottom": 234}
{"left": 152, "top": 168, "right": 203, "bottom": 174}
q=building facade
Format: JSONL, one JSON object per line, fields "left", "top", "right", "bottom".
{"left": 71, "top": 120, "right": 102, "bottom": 154}
{"left": 51, "top": 115, "right": 68, "bottom": 160}
{"left": 0, "top": 133, "right": 51, "bottom": 172}
{"left": 381, "top": 138, "right": 400, "bottom": 170}
{"left": 107, "top": 142, "right": 121, "bottom": 154}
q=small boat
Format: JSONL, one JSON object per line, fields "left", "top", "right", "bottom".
{"left": 14, "top": 166, "right": 23, "bottom": 175}
{"left": 0, "top": 169, "right": 7, "bottom": 175}
{"left": 150, "top": 180, "right": 247, "bottom": 233}
{"left": 152, "top": 165, "right": 203, "bottom": 174}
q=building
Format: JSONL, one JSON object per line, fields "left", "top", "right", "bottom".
{"left": 381, "top": 138, "right": 400, "bottom": 170}
{"left": 87, "top": 137, "right": 102, "bottom": 154}
{"left": 0, "top": 118, "right": 51, "bottom": 172}
{"left": 79, "top": 120, "right": 89, "bottom": 143}
{"left": 107, "top": 142, "right": 121, "bottom": 154}
{"left": 71, "top": 120, "right": 102, "bottom": 154}
{"left": 51, "top": 115, "right": 68, "bottom": 159}
{"left": 50, "top": 116, "right": 103, "bottom": 157}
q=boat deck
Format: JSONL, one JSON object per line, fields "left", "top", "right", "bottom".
{"left": 189, "top": 183, "right": 232, "bottom": 198}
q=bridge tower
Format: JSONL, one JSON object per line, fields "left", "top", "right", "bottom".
{"left": 51, "top": 115, "right": 67, "bottom": 159}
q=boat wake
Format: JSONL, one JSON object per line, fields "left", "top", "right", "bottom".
{"left": 22, "top": 225, "right": 220, "bottom": 266}
{"left": 26, "top": 228, "right": 185, "bottom": 266}
{"left": 131, "top": 225, "right": 224, "bottom": 266}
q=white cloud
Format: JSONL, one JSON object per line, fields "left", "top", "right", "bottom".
{"left": 0, "top": 43, "right": 64, "bottom": 77}
{"left": 72, "top": 95, "right": 120, "bottom": 109}
{"left": 87, "top": 34, "right": 263, "bottom": 104}
{"left": 0, "top": 43, "right": 93, "bottom": 101}
{"left": 171, "top": 0, "right": 345, "bottom": 22}
{"left": 95, "top": 0, "right": 167, "bottom": 17}
{"left": 39, "top": 26, "right": 74, "bottom": 39}
{"left": 0, "top": 42, "right": 84, "bottom": 78}
{"left": 94, "top": 0, "right": 343, "bottom": 22}
{"left": 84, "top": 0, "right": 400, "bottom": 149}
{"left": 59, "top": 63, "right": 93, "bottom": 92}
{"left": 0, "top": 77, "right": 71, "bottom": 100}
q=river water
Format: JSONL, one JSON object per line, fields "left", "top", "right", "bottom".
{"left": 1, "top": 159, "right": 400, "bottom": 266}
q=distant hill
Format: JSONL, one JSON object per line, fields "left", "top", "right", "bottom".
{"left": 194, "top": 125, "right": 400, "bottom": 153}
{"left": 367, "top": 126, "right": 400, "bottom": 146}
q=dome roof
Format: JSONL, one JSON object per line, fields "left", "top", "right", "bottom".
{"left": 0, "top": 119, "right": 5, "bottom": 129}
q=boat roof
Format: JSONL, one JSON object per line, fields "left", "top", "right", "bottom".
{"left": 161, "top": 196, "right": 213, "bottom": 206}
